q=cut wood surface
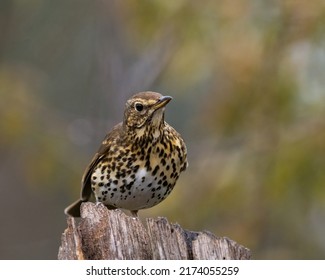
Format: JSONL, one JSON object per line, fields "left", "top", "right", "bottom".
{"left": 58, "top": 202, "right": 251, "bottom": 260}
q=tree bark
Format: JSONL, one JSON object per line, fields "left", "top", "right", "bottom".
{"left": 58, "top": 202, "right": 251, "bottom": 260}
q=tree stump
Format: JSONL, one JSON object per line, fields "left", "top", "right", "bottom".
{"left": 58, "top": 202, "right": 251, "bottom": 260}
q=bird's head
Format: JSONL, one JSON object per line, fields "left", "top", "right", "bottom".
{"left": 123, "top": 91, "right": 172, "bottom": 135}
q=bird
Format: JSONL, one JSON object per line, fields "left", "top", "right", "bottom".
{"left": 65, "top": 91, "right": 188, "bottom": 217}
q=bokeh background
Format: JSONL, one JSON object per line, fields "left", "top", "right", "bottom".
{"left": 1, "top": 0, "right": 325, "bottom": 259}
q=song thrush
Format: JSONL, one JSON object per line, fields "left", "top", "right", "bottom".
{"left": 65, "top": 91, "right": 188, "bottom": 217}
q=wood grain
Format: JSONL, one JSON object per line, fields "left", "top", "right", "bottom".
{"left": 58, "top": 202, "right": 251, "bottom": 260}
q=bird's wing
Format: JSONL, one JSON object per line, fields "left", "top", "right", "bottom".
{"left": 80, "top": 122, "right": 123, "bottom": 201}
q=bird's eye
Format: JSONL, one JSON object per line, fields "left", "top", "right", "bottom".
{"left": 134, "top": 102, "right": 144, "bottom": 112}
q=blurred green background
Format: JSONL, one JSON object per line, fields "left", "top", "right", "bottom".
{"left": 1, "top": 0, "right": 325, "bottom": 259}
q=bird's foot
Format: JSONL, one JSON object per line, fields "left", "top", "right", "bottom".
{"left": 130, "top": 210, "right": 138, "bottom": 219}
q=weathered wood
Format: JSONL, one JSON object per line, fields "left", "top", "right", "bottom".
{"left": 146, "top": 218, "right": 189, "bottom": 259}
{"left": 58, "top": 202, "right": 251, "bottom": 260}
{"left": 191, "top": 231, "right": 250, "bottom": 260}
{"left": 58, "top": 216, "right": 84, "bottom": 260}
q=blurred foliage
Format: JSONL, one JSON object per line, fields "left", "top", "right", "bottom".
{"left": 0, "top": 0, "right": 325, "bottom": 259}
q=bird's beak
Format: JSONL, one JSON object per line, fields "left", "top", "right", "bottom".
{"left": 153, "top": 96, "right": 172, "bottom": 110}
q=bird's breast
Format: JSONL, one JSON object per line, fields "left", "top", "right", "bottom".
{"left": 91, "top": 131, "right": 187, "bottom": 210}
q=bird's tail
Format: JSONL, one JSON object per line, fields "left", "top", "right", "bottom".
{"left": 64, "top": 200, "right": 83, "bottom": 217}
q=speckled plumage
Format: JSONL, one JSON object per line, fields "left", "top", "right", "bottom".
{"left": 65, "top": 91, "right": 187, "bottom": 217}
